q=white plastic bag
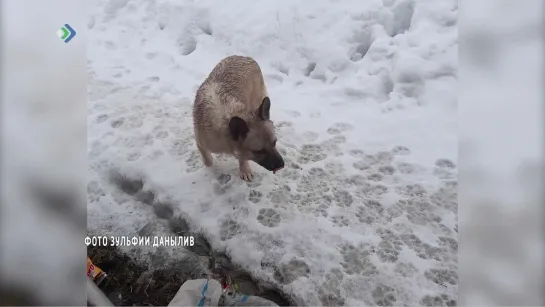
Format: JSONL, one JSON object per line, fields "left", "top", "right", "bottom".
{"left": 168, "top": 279, "right": 223, "bottom": 307}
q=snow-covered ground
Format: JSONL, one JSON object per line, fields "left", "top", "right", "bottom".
{"left": 87, "top": 0, "right": 457, "bottom": 305}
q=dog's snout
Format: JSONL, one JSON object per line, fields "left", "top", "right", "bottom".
{"left": 257, "top": 151, "right": 284, "bottom": 172}
{"left": 276, "top": 158, "right": 284, "bottom": 169}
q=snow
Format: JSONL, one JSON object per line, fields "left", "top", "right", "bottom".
{"left": 87, "top": 0, "right": 457, "bottom": 305}
{"left": 2, "top": 0, "right": 87, "bottom": 304}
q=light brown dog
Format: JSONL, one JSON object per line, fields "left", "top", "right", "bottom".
{"left": 192, "top": 55, "right": 284, "bottom": 181}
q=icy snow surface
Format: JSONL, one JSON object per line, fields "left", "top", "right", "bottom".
{"left": 87, "top": 0, "right": 457, "bottom": 305}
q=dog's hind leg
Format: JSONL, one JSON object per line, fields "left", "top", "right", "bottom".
{"left": 197, "top": 144, "right": 214, "bottom": 167}
{"left": 239, "top": 159, "right": 253, "bottom": 181}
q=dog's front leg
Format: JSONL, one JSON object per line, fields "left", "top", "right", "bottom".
{"left": 239, "top": 159, "right": 253, "bottom": 181}
{"left": 197, "top": 144, "right": 213, "bottom": 167}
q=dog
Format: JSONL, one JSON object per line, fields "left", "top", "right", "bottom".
{"left": 192, "top": 55, "right": 284, "bottom": 181}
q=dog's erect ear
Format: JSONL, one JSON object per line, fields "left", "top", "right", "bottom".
{"left": 257, "top": 97, "right": 271, "bottom": 120}
{"left": 229, "top": 116, "right": 249, "bottom": 140}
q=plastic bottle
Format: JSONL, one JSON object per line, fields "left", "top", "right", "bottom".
{"left": 86, "top": 257, "right": 107, "bottom": 286}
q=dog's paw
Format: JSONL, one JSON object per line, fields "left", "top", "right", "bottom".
{"left": 203, "top": 156, "right": 213, "bottom": 167}
{"left": 240, "top": 172, "right": 253, "bottom": 182}
{"left": 239, "top": 161, "right": 254, "bottom": 182}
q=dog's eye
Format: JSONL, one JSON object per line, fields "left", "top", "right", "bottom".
{"left": 253, "top": 149, "right": 267, "bottom": 155}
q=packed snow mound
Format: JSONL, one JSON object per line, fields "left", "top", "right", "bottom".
{"left": 87, "top": 0, "right": 458, "bottom": 305}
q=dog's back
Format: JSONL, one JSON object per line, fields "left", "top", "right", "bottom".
{"left": 193, "top": 55, "right": 267, "bottom": 152}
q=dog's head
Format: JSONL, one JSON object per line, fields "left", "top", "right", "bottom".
{"left": 228, "top": 97, "right": 284, "bottom": 173}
